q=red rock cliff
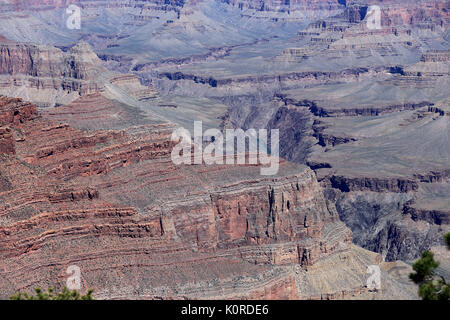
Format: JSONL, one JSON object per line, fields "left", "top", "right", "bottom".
{"left": 0, "top": 94, "right": 363, "bottom": 299}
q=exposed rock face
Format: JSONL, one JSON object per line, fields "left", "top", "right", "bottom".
{"left": 0, "top": 0, "right": 444, "bottom": 300}
{"left": 2, "top": 94, "right": 412, "bottom": 300}
{"left": 0, "top": 127, "right": 15, "bottom": 155}
{"left": 403, "top": 203, "right": 450, "bottom": 225}
{"left": 181, "top": 0, "right": 448, "bottom": 263}
{"left": 265, "top": 105, "right": 316, "bottom": 164}
{"left": 0, "top": 39, "right": 106, "bottom": 80}
{"left": 158, "top": 66, "right": 384, "bottom": 92}
{"left": 0, "top": 95, "right": 37, "bottom": 125}
{"left": 0, "top": 42, "right": 63, "bottom": 77}
{"left": 109, "top": 75, "right": 158, "bottom": 101}
{"left": 344, "top": 0, "right": 449, "bottom": 27}
{"left": 41, "top": 93, "right": 152, "bottom": 130}
{"left": 0, "top": 40, "right": 104, "bottom": 106}
{"left": 404, "top": 50, "right": 450, "bottom": 76}
{"left": 331, "top": 190, "right": 446, "bottom": 262}
{"left": 0, "top": 95, "right": 37, "bottom": 155}
{"left": 0, "top": 38, "right": 160, "bottom": 107}
{"left": 308, "top": 101, "right": 435, "bottom": 118}
{"left": 222, "top": 0, "right": 344, "bottom": 14}
{"left": 329, "top": 176, "right": 419, "bottom": 193}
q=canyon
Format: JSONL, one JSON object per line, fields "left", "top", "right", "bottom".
{"left": 0, "top": 0, "right": 448, "bottom": 299}
{"left": 0, "top": 93, "right": 417, "bottom": 299}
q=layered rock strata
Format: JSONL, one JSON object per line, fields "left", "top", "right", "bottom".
{"left": 0, "top": 94, "right": 413, "bottom": 299}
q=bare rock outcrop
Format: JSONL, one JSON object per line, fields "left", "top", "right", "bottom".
{"left": 2, "top": 94, "right": 408, "bottom": 299}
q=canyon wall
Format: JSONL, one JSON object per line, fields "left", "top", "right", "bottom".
{"left": 1, "top": 94, "right": 407, "bottom": 299}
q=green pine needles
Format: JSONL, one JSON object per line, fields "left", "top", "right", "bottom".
{"left": 409, "top": 232, "right": 450, "bottom": 300}
{"left": 10, "top": 287, "right": 94, "bottom": 300}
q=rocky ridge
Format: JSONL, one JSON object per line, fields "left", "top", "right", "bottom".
{"left": 146, "top": 0, "right": 450, "bottom": 262}
{"left": 0, "top": 0, "right": 444, "bottom": 299}
{"left": 0, "top": 94, "right": 417, "bottom": 299}
{"left": 0, "top": 37, "right": 158, "bottom": 107}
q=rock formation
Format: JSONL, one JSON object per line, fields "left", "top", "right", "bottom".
{"left": 0, "top": 0, "right": 447, "bottom": 300}
{"left": 0, "top": 93, "right": 416, "bottom": 299}
{"left": 0, "top": 37, "right": 158, "bottom": 107}
{"left": 144, "top": 0, "right": 449, "bottom": 262}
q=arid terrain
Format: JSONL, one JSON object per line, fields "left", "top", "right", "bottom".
{"left": 0, "top": 0, "right": 448, "bottom": 299}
